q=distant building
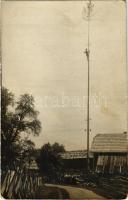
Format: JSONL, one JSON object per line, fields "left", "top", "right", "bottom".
{"left": 91, "top": 132, "right": 128, "bottom": 174}
{"left": 26, "top": 158, "right": 39, "bottom": 172}
{"left": 61, "top": 150, "right": 93, "bottom": 174}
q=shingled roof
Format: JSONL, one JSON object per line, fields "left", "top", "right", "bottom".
{"left": 61, "top": 150, "right": 93, "bottom": 159}
{"left": 91, "top": 133, "right": 128, "bottom": 153}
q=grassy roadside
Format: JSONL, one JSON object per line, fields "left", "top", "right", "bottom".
{"left": 34, "top": 185, "right": 70, "bottom": 199}
{"left": 85, "top": 186, "right": 127, "bottom": 199}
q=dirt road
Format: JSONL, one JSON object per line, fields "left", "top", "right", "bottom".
{"left": 46, "top": 184, "right": 105, "bottom": 199}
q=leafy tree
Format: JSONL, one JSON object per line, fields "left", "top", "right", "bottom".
{"left": 52, "top": 142, "right": 65, "bottom": 154}
{"left": 1, "top": 87, "right": 18, "bottom": 169}
{"left": 1, "top": 87, "right": 41, "bottom": 169}
{"left": 19, "top": 138, "right": 36, "bottom": 166}
{"left": 36, "top": 143, "right": 65, "bottom": 182}
{"left": 1, "top": 87, "right": 14, "bottom": 116}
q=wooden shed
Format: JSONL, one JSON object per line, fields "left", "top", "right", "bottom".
{"left": 61, "top": 150, "right": 93, "bottom": 173}
{"left": 91, "top": 132, "right": 128, "bottom": 174}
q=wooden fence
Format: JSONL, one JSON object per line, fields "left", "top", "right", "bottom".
{"left": 1, "top": 168, "right": 43, "bottom": 199}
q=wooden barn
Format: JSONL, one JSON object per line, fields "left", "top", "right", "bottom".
{"left": 91, "top": 132, "right": 128, "bottom": 174}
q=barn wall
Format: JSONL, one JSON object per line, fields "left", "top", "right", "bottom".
{"left": 94, "top": 153, "right": 128, "bottom": 174}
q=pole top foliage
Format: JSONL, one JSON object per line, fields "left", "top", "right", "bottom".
{"left": 82, "top": 0, "right": 94, "bottom": 21}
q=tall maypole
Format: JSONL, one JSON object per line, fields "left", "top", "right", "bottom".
{"left": 83, "top": 0, "right": 93, "bottom": 172}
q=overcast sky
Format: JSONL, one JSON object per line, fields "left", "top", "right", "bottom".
{"left": 2, "top": 0, "right": 127, "bottom": 150}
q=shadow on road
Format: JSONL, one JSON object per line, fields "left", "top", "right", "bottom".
{"left": 34, "top": 185, "right": 69, "bottom": 199}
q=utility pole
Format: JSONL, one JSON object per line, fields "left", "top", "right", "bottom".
{"left": 83, "top": 0, "right": 93, "bottom": 173}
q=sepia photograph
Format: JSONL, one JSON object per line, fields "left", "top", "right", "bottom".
{"left": 1, "top": 0, "right": 128, "bottom": 198}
